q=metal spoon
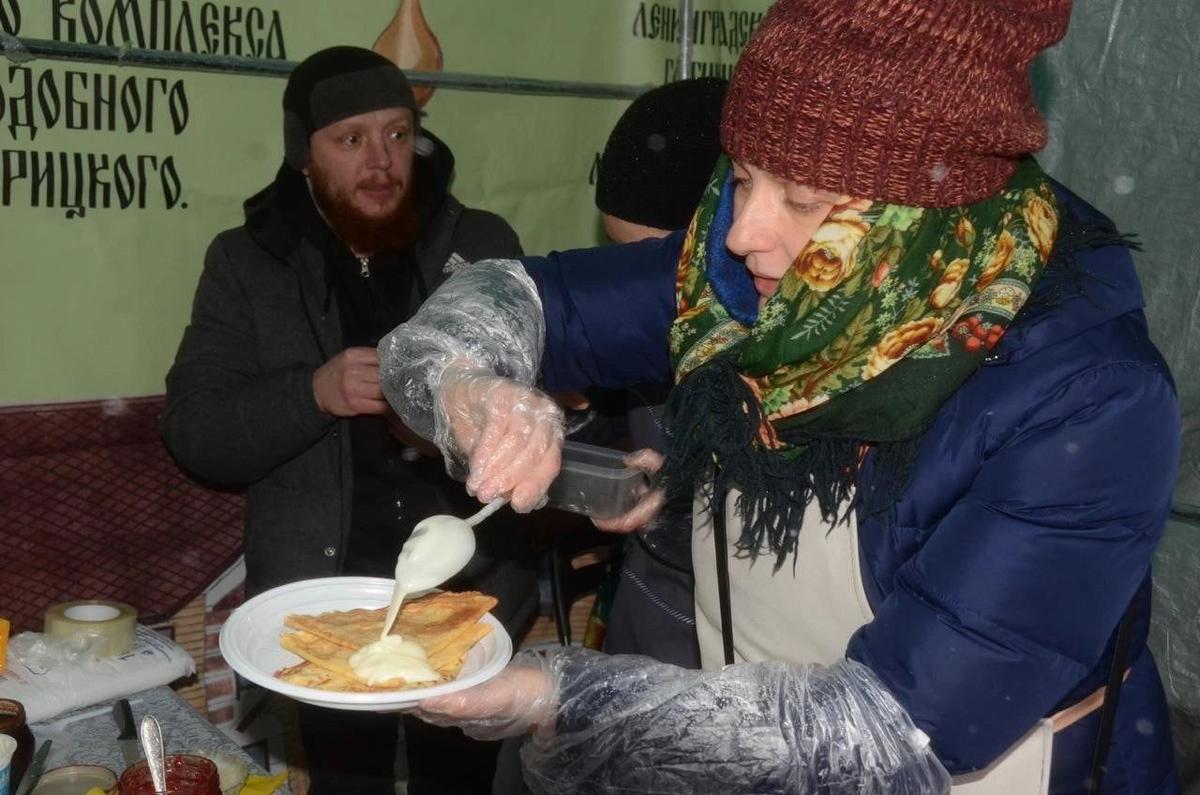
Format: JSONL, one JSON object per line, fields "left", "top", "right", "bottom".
{"left": 139, "top": 714, "right": 166, "bottom": 793}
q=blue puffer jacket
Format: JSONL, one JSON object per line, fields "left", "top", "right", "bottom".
{"left": 523, "top": 183, "right": 1181, "bottom": 794}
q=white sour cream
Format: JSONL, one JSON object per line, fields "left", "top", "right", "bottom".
{"left": 349, "top": 635, "right": 439, "bottom": 685}
{"left": 379, "top": 514, "right": 477, "bottom": 640}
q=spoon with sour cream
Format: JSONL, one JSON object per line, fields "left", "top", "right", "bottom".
{"left": 347, "top": 499, "right": 506, "bottom": 687}
{"left": 379, "top": 497, "right": 507, "bottom": 640}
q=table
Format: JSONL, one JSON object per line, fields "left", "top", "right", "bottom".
{"left": 29, "top": 686, "right": 292, "bottom": 794}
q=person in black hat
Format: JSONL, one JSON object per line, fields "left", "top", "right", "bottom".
{"left": 164, "top": 46, "right": 537, "bottom": 794}
{"left": 595, "top": 77, "right": 728, "bottom": 245}
{"left": 583, "top": 78, "right": 727, "bottom": 670}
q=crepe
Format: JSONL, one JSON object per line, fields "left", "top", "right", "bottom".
{"left": 274, "top": 660, "right": 399, "bottom": 692}
{"left": 274, "top": 590, "right": 497, "bottom": 691}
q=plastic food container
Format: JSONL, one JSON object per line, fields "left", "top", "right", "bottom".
{"left": 29, "top": 764, "right": 117, "bottom": 794}
{"left": 546, "top": 441, "right": 646, "bottom": 519}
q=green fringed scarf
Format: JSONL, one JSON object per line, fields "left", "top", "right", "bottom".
{"left": 660, "top": 156, "right": 1061, "bottom": 568}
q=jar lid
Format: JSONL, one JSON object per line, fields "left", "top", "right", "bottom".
{"left": 0, "top": 699, "right": 25, "bottom": 729}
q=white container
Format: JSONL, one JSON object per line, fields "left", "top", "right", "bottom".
{"left": 29, "top": 764, "right": 117, "bottom": 795}
{"left": 0, "top": 734, "right": 15, "bottom": 795}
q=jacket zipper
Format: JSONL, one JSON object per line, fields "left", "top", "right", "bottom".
{"left": 359, "top": 256, "right": 371, "bottom": 277}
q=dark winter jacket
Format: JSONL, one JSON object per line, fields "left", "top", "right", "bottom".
{"left": 522, "top": 182, "right": 1181, "bottom": 793}
{"left": 163, "top": 132, "right": 522, "bottom": 596}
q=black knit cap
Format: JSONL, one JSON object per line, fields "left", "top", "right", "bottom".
{"left": 283, "top": 46, "right": 418, "bottom": 170}
{"left": 596, "top": 77, "right": 727, "bottom": 231}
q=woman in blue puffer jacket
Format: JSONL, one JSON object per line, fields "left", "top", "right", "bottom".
{"left": 378, "top": 0, "right": 1181, "bottom": 792}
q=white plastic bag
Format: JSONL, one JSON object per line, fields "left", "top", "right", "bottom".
{"left": 0, "top": 626, "right": 195, "bottom": 723}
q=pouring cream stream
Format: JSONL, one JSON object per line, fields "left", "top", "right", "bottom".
{"left": 348, "top": 499, "right": 505, "bottom": 684}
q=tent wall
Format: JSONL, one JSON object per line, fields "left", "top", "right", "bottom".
{"left": 1037, "top": 4, "right": 1200, "bottom": 790}
{"left": 1, "top": 0, "right": 1196, "bottom": 787}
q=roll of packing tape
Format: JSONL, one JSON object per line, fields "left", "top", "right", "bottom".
{"left": 43, "top": 600, "right": 137, "bottom": 658}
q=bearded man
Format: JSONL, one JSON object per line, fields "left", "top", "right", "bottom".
{"left": 164, "top": 46, "right": 534, "bottom": 794}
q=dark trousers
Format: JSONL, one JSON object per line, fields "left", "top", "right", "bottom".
{"left": 604, "top": 536, "right": 700, "bottom": 669}
{"left": 297, "top": 703, "right": 501, "bottom": 794}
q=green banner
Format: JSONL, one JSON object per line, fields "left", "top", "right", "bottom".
{"left": 0, "top": 0, "right": 765, "bottom": 402}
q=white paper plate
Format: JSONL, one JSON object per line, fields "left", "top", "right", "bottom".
{"left": 219, "top": 577, "right": 512, "bottom": 711}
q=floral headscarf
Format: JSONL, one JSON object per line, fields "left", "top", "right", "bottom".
{"left": 659, "top": 156, "right": 1060, "bottom": 565}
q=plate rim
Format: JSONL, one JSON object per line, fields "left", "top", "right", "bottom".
{"left": 219, "top": 576, "right": 512, "bottom": 708}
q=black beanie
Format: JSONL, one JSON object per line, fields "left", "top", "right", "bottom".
{"left": 596, "top": 77, "right": 727, "bottom": 231}
{"left": 283, "top": 46, "right": 419, "bottom": 170}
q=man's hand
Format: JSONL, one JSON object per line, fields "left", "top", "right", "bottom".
{"left": 384, "top": 407, "right": 440, "bottom": 456}
{"left": 312, "top": 347, "right": 388, "bottom": 417}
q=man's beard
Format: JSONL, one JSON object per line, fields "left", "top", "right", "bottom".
{"left": 309, "top": 171, "right": 420, "bottom": 255}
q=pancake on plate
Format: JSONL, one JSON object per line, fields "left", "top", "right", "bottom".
{"left": 274, "top": 590, "right": 497, "bottom": 691}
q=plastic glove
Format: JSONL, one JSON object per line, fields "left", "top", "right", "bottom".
{"left": 437, "top": 367, "right": 564, "bottom": 513}
{"left": 414, "top": 651, "right": 557, "bottom": 740}
{"left": 378, "top": 259, "right": 548, "bottom": 479}
{"left": 593, "top": 448, "right": 665, "bottom": 533}
{"left": 418, "top": 647, "right": 950, "bottom": 794}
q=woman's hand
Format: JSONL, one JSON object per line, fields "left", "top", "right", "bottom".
{"left": 437, "top": 368, "right": 565, "bottom": 512}
{"left": 414, "top": 661, "right": 556, "bottom": 740}
{"left": 593, "top": 448, "right": 665, "bottom": 533}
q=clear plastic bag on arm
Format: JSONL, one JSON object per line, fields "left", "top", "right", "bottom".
{"left": 377, "top": 259, "right": 554, "bottom": 482}
{"left": 421, "top": 646, "right": 950, "bottom": 794}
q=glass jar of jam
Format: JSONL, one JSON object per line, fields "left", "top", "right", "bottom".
{"left": 0, "top": 699, "right": 34, "bottom": 791}
{"left": 118, "top": 754, "right": 221, "bottom": 795}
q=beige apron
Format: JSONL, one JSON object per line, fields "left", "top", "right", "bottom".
{"left": 693, "top": 488, "right": 1054, "bottom": 794}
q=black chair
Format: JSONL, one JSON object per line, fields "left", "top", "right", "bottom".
{"left": 548, "top": 521, "right": 625, "bottom": 646}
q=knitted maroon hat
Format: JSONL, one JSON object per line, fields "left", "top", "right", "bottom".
{"left": 721, "top": 0, "right": 1073, "bottom": 207}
